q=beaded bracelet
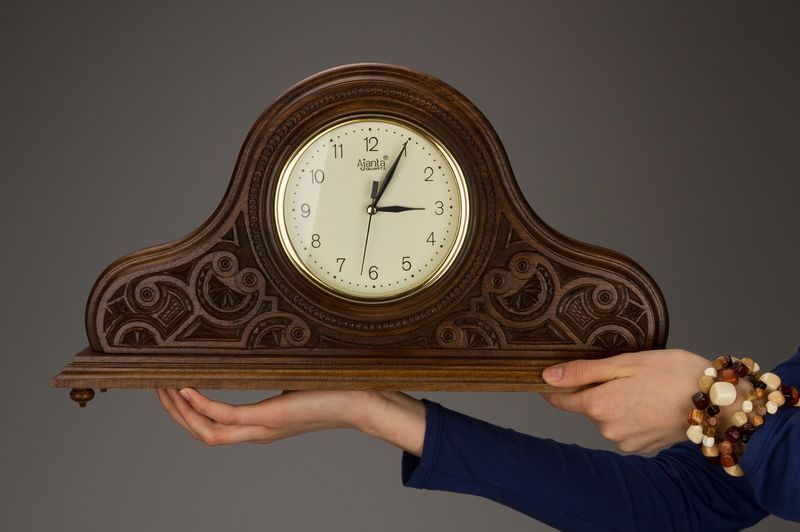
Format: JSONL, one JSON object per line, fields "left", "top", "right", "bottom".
{"left": 686, "top": 355, "right": 800, "bottom": 477}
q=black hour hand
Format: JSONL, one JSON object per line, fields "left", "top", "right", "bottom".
{"left": 375, "top": 205, "right": 426, "bottom": 213}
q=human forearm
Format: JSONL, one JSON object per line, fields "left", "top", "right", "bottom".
{"left": 355, "top": 391, "right": 426, "bottom": 456}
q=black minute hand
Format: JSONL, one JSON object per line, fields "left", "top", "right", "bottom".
{"left": 371, "top": 140, "right": 408, "bottom": 208}
{"left": 375, "top": 205, "right": 425, "bottom": 213}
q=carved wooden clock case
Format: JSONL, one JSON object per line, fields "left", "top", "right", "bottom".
{"left": 51, "top": 63, "right": 668, "bottom": 406}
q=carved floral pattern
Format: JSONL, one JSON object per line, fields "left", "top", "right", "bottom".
{"left": 97, "top": 215, "right": 310, "bottom": 352}
{"left": 435, "top": 217, "right": 657, "bottom": 353}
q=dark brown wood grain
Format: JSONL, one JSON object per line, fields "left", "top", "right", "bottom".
{"left": 50, "top": 63, "right": 668, "bottom": 405}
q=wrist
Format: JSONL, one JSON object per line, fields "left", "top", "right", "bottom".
{"left": 356, "top": 391, "right": 427, "bottom": 456}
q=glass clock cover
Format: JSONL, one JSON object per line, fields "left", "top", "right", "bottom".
{"left": 275, "top": 116, "right": 469, "bottom": 301}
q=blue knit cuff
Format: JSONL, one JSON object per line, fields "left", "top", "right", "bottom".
{"left": 401, "top": 398, "right": 444, "bottom": 488}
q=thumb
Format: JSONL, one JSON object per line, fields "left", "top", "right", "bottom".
{"left": 542, "top": 356, "right": 629, "bottom": 387}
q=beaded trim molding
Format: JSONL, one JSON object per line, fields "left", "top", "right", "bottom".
{"left": 686, "top": 355, "right": 800, "bottom": 477}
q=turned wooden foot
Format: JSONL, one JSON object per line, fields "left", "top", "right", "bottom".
{"left": 70, "top": 388, "right": 95, "bottom": 407}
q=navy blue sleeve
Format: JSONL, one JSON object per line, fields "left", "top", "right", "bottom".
{"left": 738, "top": 348, "right": 800, "bottom": 521}
{"left": 402, "top": 400, "right": 768, "bottom": 530}
{"left": 401, "top": 348, "right": 800, "bottom": 530}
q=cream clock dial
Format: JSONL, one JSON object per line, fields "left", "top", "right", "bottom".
{"left": 275, "top": 116, "right": 469, "bottom": 301}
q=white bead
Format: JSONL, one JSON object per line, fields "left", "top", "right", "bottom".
{"left": 742, "top": 400, "right": 753, "bottom": 413}
{"left": 767, "top": 400, "right": 778, "bottom": 414}
{"left": 768, "top": 390, "right": 786, "bottom": 406}
{"left": 704, "top": 367, "right": 718, "bottom": 378}
{"left": 686, "top": 424, "right": 704, "bottom": 444}
{"left": 759, "top": 372, "right": 781, "bottom": 393}
{"left": 709, "top": 381, "right": 737, "bottom": 406}
{"left": 702, "top": 435, "right": 715, "bottom": 447}
{"left": 732, "top": 411, "right": 748, "bottom": 427}
{"left": 753, "top": 362, "right": 760, "bottom": 373}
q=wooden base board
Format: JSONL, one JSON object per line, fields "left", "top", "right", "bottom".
{"left": 51, "top": 347, "right": 591, "bottom": 403}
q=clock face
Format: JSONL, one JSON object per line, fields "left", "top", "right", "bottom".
{"left": 274, "top": 115, "right": 469, "bottom": 302}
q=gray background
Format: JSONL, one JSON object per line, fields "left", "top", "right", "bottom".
{"left": 2, "top": 1, "right": 798, "bottom": 530}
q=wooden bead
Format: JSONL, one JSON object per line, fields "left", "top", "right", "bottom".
{"left": 731, "top": 411, "right": 748, "bottom": 427}
{"left": 686, "top": 424, "right": 704, "bottom": 444}
{"left": 720, "top": 368, "right": 739, "bottom": 385}
{"left": 702, "top": 425, "right": 716, "bottom": 437}
{"left": 698, "top": 375, "right": 715, "bottom": 394}
{"left": 709, "top": 381, "right": 737, "bottom": 406}
{"left": 755, "top": 403, "right": 767, "bottom": 416}
{"left": 692, "top": 391, "right": 710, "bottom": 409}
{"left": 702, "top": 435, "right": 715, "bottom": 447}
{"left": 753, "top": 362, "right": 760, "bottom": 373}
{"left": 759, "top": 372, "right": 781, "bottom": 393}
{"left": 725, "top": 425, "right": 742, "bottom": 443}
{"left": 720, "top": 452, "right": 738, "bottom": 467}
{"left": 742, "top": 422, "right": 756, "bottom": 436}
{"left": 706, "top": 404, "right": 720, "bottom": 416}
{"left": 732, "top": 360, "right": 749, "bottom": 377}
{"left": 751, "top": 413, "right": 764, "bottom": 427}
{"left": 704, "top": 367, "right": 718, "bottom": 378}
{"left": 766, "top": 401, "right": 778, "bottom": 414}
{"left": 687, "top": 408, "right": 705, "bottom": 425}
{"left": 706, "top": 415, "right": 717, "bottom": 426}
{"left": 768, "top": 390, "right": 785, "bottom": 407}
{"left": 755, "top": 388, "right": 766, "bottom": 401}
{"left": 724, "top": 464, "right": 745, "bottom": 477}
{"left": 702, "top": 443, "right": 720, "bottom": 458}
{"left": 740, "top": 357, "right": 755, "bottom": 373}
{"left": 781, "top": 385, "right": 800, "bottom": 406}
{"left": 742, "top": 400, "right": 753, "bottom": 413}
{"left": 753, "top": 379, "right": 766, "bottom": 390}
{"left": 718, "top": 441, "right": 733, "bottom": 455}
{"left": 713, "top": 355, "right": 732, "bottom": 370}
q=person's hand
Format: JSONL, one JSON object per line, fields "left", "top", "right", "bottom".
{"left": 156, "top": 388, "right": 426, "bottom": 456}
{"left": 539, "top": 349, "right": 752, "bottom": 453}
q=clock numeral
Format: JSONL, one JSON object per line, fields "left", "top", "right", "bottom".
{"left": 401, "top": 256, "right": 412, "bottom": 271}
{"left": 332, "top": 143, "right": 343, "bottom": 158}
{"left": 310, "top": 169, "right": 325, "bottom": 184}
{"left": 426, "top": 232, "right": 436, "bottom": 246}
{"left": 424, "top": 166, "right": 434, "bottom": 182}
{"left": 311, "top": 234, "right": 321, "bottom": 248}
{"left": 300, "top": 203, "right": 311, "bottom": 218}
{"left": 364, "top": 136, "right": 379, "bottom": 152}
{"left": 336, "top": 257, "right": 345, "bottom": 272}
{"left": 368, "top": 265, "right": 379, "bottom": 280}
{"left": 434, "top": 201, "right": 444, "bottom": 215}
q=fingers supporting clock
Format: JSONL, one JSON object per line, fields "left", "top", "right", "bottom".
{"left": 161, "top": 388, "right": 275, "bottom": 446}
{"left": 156, "top": 389, "right": 201, "bottom": 440}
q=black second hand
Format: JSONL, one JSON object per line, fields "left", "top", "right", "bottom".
{"left": 360, "top": 180, "right": 380, "bottom": 276}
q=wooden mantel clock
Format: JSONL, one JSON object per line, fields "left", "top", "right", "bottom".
{"left": 51, "top": 63, "right": 668, "bottom": 406}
